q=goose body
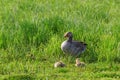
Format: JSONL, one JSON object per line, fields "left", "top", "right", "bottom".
{"left": 61, "top": 32, "right": 87, "bottom": 56}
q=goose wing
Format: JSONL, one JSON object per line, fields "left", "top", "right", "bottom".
{"left": 72, "top": 41, "right": 87, "bottom": 47}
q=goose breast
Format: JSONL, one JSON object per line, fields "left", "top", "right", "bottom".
{"left": 61, "top": 40, "right": 71, "bottom": 53}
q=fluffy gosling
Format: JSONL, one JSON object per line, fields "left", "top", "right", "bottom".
{"left": 54, "top": 61, "right": 65, "bottom": 68}
{"left": 75, "top": 58, "right": 85, "bottom": 67}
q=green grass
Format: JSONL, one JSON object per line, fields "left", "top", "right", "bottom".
{"left": 0, "top": 0, "right": 120, "bottom": 79}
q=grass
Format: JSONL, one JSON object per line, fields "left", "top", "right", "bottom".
{"left": 0, "top": 0, "right": 120, "bottom": 79}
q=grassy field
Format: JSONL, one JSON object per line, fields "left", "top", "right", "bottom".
{"left": 0, "top": 0, "right": 120, "bottom": 79}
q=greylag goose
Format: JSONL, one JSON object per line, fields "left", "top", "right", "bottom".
{"left": 61, "top": 32, "right": 87, "bottom": 56}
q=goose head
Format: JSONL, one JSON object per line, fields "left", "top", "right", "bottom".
{"left": 64, "top": 32, "right": 73, "bottom": 38}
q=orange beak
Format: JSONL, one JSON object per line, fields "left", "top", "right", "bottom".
{"left": 64, "top": 34, "right": 68, "bottom": 37}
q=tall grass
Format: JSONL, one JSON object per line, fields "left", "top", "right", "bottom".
{"left": 1, "top": 0, "right": 120, "bottom": 62}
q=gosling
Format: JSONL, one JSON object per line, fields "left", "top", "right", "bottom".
{"left": 54, "top": 61, "right": 65, "bottom": 68}
{"left": 75, "top": 58, "right": 85, "bottom": 67}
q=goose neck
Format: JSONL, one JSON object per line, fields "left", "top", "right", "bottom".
{"left": 67, "top": 36, "right": 72, "bottom": 42}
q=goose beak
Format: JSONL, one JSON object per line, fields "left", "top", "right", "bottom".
{"left": 64, "top": 34, "right": 67, "bottom": 37}
{"left": 64, "top": 35, "right": 67, "bottom": 37}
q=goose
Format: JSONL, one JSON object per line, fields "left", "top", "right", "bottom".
{"left": 61, "top": 32, "right": 87, "bottom": 56}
